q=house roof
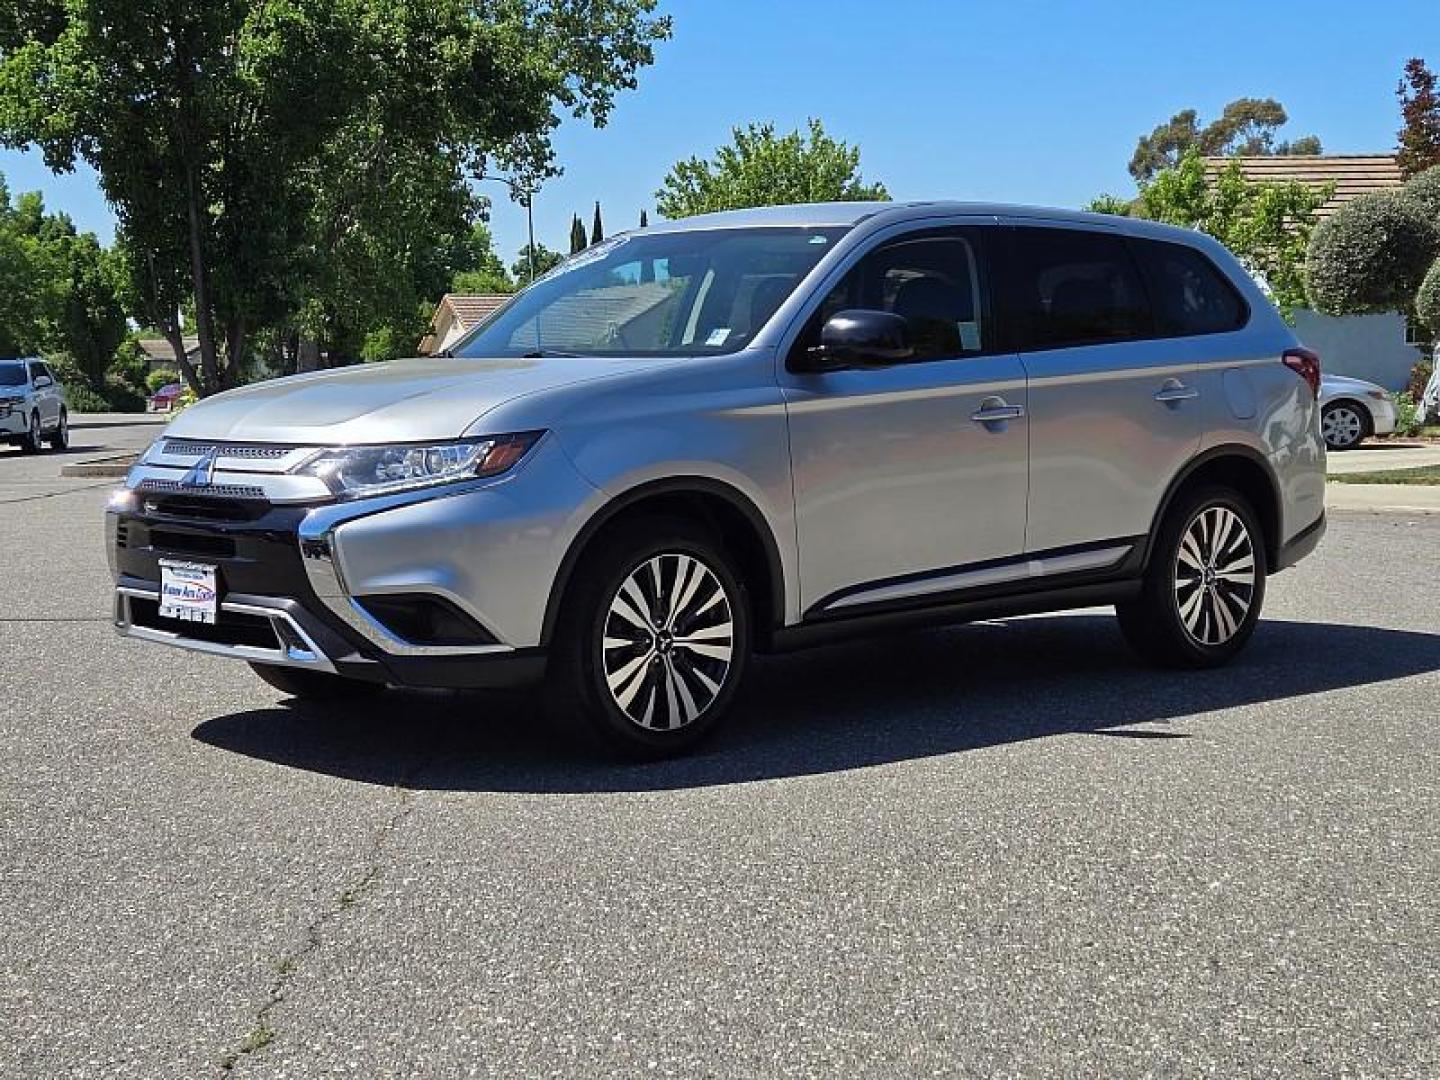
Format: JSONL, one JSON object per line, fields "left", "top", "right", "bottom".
{"left": 135, "top": 336, "right": 200, "bottom": 364}
{"left": 418, "top": 293, "right": 512, "bottom": 354}
{"left": 1204, "top": 155, "right": 1403, "bottom": 219}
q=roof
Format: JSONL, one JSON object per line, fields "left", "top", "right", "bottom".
{"left": 418, "top": 293, "right": 512, "bottom": 355}
{"left": 135, "top": 336, "right": 200, "bottom": 363}
{"left": 641, "top": 200, "right": 1163, "bottom": 234}
{"left": 1203, "top": 155, "right": 1403, "bottom": 218}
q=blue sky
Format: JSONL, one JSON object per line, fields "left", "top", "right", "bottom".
{"left": 2, "top": 0, "right": 1436, "bottom": 266}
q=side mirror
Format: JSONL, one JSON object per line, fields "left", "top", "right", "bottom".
{"left": 804, "top": 309, "right": 913, "bottom": 371}
{"left": 33, "top": 375, "right": 52, "bottom": 388}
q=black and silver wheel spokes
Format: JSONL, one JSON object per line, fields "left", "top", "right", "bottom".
{"left": 1173, "top": 506, "right": 1256, "bottom": 646}
{"left": 602, "top": 553, "right": 733, "bottom": 731}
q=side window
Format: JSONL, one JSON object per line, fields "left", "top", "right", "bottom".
{"left": 793, "top": 229, "right": 990, "bottom": 363}
{"left": 1132, "top": 238, "right": 1247, "bottom": 336}
{"left": 1008, "top": 227, "right": 1152, "bottom": 350}
{"left": 33, "top": 362, "right": 52, "bottom": 383}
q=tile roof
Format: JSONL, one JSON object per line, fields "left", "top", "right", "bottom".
{"left": 135, "top": 336, "right": 200, "bottom": 364}
{"left": 445, "top": 293, "right": 511, "bottom": 328}
{"left": 418, "top": 293, "right": 513, "bottom": 354}
{"left": 1205, "top": 155, "right": 1403, "bottom": 218}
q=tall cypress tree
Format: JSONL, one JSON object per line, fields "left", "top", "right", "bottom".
{"left": 592, "top": 201, "right": 605, "bottom": 244}
{"left": 569, "top": 214, "right": 588, "bottom": 254}
{"left": 639, "top": 209, "right": 649, "bottom": 227}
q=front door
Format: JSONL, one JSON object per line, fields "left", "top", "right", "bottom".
{"left": 780, "top": 225, "right": 1029, "bottom": 615}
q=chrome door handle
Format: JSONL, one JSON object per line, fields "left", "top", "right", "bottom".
{"left": 970, "top": 398, "right": 1025, "bottom": 423}
{"left": 1154, "top": 379, "right": 1199, "bottom": 404}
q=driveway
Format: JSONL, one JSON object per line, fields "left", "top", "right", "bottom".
{"left": 1, "top": 429, "right": 1437, "bottom": 1077}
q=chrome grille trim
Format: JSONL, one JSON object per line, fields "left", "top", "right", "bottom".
{"left": 162, "top": 440, "right": 293, "bottom": 459}
{"left": 137, "top": 479, "right": 268, "bottom": 501}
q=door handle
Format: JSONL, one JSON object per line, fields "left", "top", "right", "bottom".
{"left": 1154, "top": 379, "right": 1198, "bottom": 404}
{"left": 970, "top": 397, "right": 1025, "bottom": 424}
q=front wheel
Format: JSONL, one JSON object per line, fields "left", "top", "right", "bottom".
{"left": 547, "top": 518, "right": 751, "bottom": 759}
{"left": 47, "top": 409, "right": 68, "bottom": 450}
{"left": 1117, "top": 486, "right": 1267, "bottom": 668}
{"left": 20, "top": 411, "right": 43, "bottom": 454}
{"left": 249, "top": 662, "right": 378, "bottom": 700}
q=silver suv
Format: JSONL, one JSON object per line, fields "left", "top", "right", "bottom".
{"left": 107, "top": 203, "right": 1327, "bottom": 757}
{"left": 1, "top": 358, "right": 70, "bottom": 452}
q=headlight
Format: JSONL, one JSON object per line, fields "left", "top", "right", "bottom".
{"left": 294, "top": 432, "right": 543, "bottom": 500}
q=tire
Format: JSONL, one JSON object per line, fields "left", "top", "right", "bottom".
{"left": 1321, "top": 400, "right": 1369, "bottom": 451}
{"left": 1117, "top": 485, "right": 1267, "bottom": 669}
{"left": 20, "top": 411, "right": 43, "bottom": 454}
{"left": 248, "top": 662, "right": 378, "bottom": 700}
{"left": 546, "top": 516, "right": 751, "bottom": 760}
{"left": 47, "top": 409, "right": 68, "bottom": 451}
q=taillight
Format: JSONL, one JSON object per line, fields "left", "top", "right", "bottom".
{"left": 1282, "top": 347, "right": 1321, "bottom": 398}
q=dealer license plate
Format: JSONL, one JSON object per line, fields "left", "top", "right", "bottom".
{"left": 158, "top": 560, "right": 219, "bottom": 624}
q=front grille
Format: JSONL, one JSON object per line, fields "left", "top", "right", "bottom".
{"left": 161, "top": 440, "right": 293, "bottom": 460}
{"left": 116, "top": 522, "right": 129, "bottom": 549}
{"left": 147, "top": 529, "right": 236, "bottom": 559}
{"left": 139, "top": 491, "right": 270, "bottom": 523}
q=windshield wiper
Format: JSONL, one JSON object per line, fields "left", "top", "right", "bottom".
{"left": 520, "top": 349, "right": 581, "bottom": 358}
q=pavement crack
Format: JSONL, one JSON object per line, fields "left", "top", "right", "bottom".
{"left": 217, "top": 777, "right": 423, "bottom": 1073}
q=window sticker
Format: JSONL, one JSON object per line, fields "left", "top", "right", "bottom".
{"left": 705, "top": 327, "right": 732, "bottom": 346}
{"left": 958, "top": 321, "right": 982, "bottom": 352}
{"left": 808, "top": 235, "right": 829, "bottom": 245}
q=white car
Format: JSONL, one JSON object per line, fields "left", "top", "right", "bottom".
{"left": 0, "top": 358, "right": 69, "bottom": 452}
{"left": 1318, "top": 373, "right": 1396, "bottom": 451}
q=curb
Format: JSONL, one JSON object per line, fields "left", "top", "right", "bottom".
{"left": 59, "top": 453, "right": 137, "bottom": 479}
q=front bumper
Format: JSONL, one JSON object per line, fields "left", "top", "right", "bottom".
{"left": 0, "top": 408, "right": 28, "bottom": 436}
{"left": 108, "top": 488, "right": 547, "bottom": 689}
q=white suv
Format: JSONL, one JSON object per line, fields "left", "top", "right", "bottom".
{"left": 1, "top": 358, "right": 69, "bottom": 453}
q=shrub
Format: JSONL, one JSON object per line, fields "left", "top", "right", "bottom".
{"left": 101, "top": 375, "right": 147, "bottom": 413}
{"left": 1393, "top": 391, "right": 1424, "bottom": 437}
{"left": 1402, "top": 164, "right": 1440, "bottom": 222}
{"left": 1416, "top": 259, "right": 1440, "bottom": 337}
{"left": 63, "top": 382, "right": 109, "bottom": 414}
{"left": 146, "top": 367, "right": 179, "bottom": 393}
{"left": 110, "top": 339, "right": 150, "bottom": 393}
{"left": 1305, "top": 190, "right": 1440, "bottom": 313}
{"left": 1407, "top": 356, "right": 1436, "bottom": 400}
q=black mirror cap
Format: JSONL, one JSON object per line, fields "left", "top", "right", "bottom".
{"left": 807, "top": 309, "right": 914, "bottom": 370}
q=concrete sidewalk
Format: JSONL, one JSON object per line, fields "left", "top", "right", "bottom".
{"left": 1326, "top": 482, "right": 1440, "bottom": 513}
{"left": 1328, "top": 442, "right": 1440, "bottom": 475}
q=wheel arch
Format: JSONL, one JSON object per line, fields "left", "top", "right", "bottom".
{"left": 1144, "top": 446, "right": 1283, "bottom": 572}
{"left": 539, "top": 477, "right": 787, "bottom": 649}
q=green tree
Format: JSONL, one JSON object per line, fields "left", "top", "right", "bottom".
{"left": 1398, "top": 59, "right": 1440, "bottom": 179}
{"left": 51, "top": 231, "right": 126, "bottom": 388}
{"left": 1123, "top": 151, "right": 1329, "bottom": 315}
{"left": 513, "top": 242, "right": 564, "bottom": 280}
{"left": 591, "top": 201, "right": 604, "bottom": 243}
{"left": 655, "top": 119, "right": 889, "bottom": 219}
{"left": 639, "top": 209, "right": 649, "bottom": 227}
{"left": 1083, "top": 193, "right": 1134, "bottom": 216}
{"left": 0, "top": 0, "right": 670, "bottom": 394}
{"left": 1130, "top": 98, "right": 1322, "bottom": 184}
{"left": 569, "top": 214, "right": 589, "bottom": 254}
{"left": 0, "top": 177, "right": 52, "bottom": 355}
{"left": 451, "top": 221, "right": 514, "bottom": 294}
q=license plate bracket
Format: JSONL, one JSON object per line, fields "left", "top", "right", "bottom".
{"left": 158, "top": 560, "right": 219, "bottom": 624}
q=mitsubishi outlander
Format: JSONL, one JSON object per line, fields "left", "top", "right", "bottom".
{"left": 107, "top": 202, "right": 1327, "bottom": 757}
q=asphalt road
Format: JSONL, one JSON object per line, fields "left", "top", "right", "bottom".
{"left": 2, "top": 418, "right": 1437, "bottom": 1078}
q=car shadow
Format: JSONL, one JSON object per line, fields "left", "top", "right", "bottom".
{"left": 192, "top": 615, "right": 1440, "bottom": 794}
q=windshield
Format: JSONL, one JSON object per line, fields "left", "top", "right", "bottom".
{"left": 0, "top": 363, "right": 27, "bottom": 387}
{"left": 453, "top": 226, "right": 848, "bottom": 358}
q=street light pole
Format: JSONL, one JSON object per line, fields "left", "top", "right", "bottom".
{"left": 478, "top": 174, "right": 537, "bottom": 284}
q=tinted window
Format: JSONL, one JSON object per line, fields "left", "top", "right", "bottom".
{"left": 32, "top": 362, "right": 51, "bottom": 382}
{"left": 797, "top": 230, "right": 990, "bottom": 362}
{"left": 0, "top": 363, "right": 25, "bottom": 387}
{"left": 1133, "top": 238, "right": 1246, "bottom": 336}
{"left": 1008, "top": 227, "right": 1152, "bottom": 350}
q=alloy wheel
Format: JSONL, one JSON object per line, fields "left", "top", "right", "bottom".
{"left": 1173, "top": 505, "right": 1256, "bottom": 646}
{"left": 600, "top": 552, "right": 735, "bottom": 731}
{"left": 1322, "top": 405, "right": 1364, "bottom": 449}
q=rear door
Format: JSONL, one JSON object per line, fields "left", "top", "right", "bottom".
{"left": 1002, "top": 222, "right": 1201, "bottom": 553}
{"left": 779, "top": 222, "right": 1030, "bottom": 613}
{"left": 28, "top": 361, "right": 60, "bottom": 428}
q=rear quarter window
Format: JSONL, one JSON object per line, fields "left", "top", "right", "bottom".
{"left": 1006, "top": 227, "right": 1153, "bottom": 351}
{"left": 1131, "top": 238, "right": 1248, "bottom": 337}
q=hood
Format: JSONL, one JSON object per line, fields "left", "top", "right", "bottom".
{"left": 163, "top": 355, "right": 655, "bottom": 444}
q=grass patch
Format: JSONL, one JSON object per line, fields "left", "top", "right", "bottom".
{"left": 1329, "top": 465, "right": 1440, "bottom": 485}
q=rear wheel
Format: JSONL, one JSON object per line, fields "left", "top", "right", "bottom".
{"left": 546, "top": 518, "right": 751, "bottom": 759}
{"left": 1321, "top": 401, "right": 1369, "bottom": 450}
{"left": 1117, "top": 485, "right": 1267, "bottom": 668}
{"left": 249, "top": 662, "right": 377, "bottom": 700}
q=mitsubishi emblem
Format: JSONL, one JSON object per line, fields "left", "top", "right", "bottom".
{"left": 180, "top": 445, "right": 219, "bottom": 488}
